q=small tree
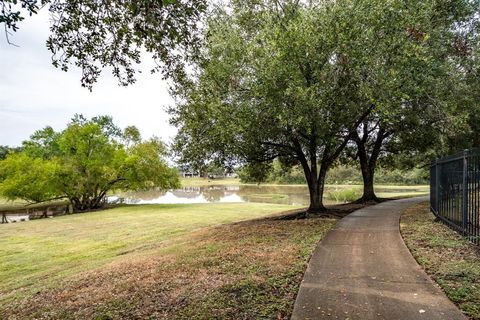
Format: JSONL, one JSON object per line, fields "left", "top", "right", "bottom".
{"left": 0, "top": 115, "right": 180, "bottom": 211}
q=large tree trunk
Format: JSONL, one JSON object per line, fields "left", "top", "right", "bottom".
{"left": 358, "top": 154, "right": 379, "bottom": 202}
{"left": 307, "top": 184, "right": 323, "bottom": 213}
{"left": 290, "top": 108, "right": 373, "bottom": 215}
{"left": 298, "top": 150, "right": 329, "bottom": 214}
{"left": 354, "top": 125, "right": 388, "bottom": 203}
{"left": 306, "top": 166, "right": 327, "bottom": 214}
{"left": 70, "top": 194, "right": 107, "bottom": 212}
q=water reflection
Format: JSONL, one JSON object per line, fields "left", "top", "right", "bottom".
{"left": 121, "top": 185, "right": 428, "bottom": 206}
{"left": 122, "top": 185, "right": 312, "bottom": 206}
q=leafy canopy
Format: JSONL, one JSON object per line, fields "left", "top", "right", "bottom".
{"left": 1, "top": 0, "right": 207, "bottom": 89}
{"left": 0, "top": 115, "right": 179, "bottom": 211}
{"left": 170, "top": 0, "right": 463, "bottom": 212}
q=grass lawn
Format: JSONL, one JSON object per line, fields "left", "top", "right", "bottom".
{"left": 0, "top": 202, "right": 335, "bottom": 319}
{"left": 401, "top": 202, "right": 480, "bottom": 319}
{"left": 0, "top": 197, "right": 68, "bottom": 212}
{"left": 180, "top": 177, "right": 243, "bottom": 187}
{"left": 0, "top": 197, "right": 28, "bottom": 211}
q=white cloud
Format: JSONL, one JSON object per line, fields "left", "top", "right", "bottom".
{"left": 0, "top": 10, "right": 177, "bottom": 147}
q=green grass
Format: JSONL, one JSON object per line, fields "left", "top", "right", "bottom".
{"left": 325, "top": 188, "right": 362, "bottom": 202}
{"left": 180, "top": 177, "right": 243, "bottom": 187}
{"left": 401, "top": 202, "right": 480, "bottom": 319}
{"left": 0, "top": 202, "right": 298, "bottom": 303}
{"left": 1, "top": 203, "right": 333, "bottom": 319}
{"left": 0, "top": 197, "right": 27, "bottom": 211}
{"left": 0, "top": 197, "right": 68, "bottom": 212}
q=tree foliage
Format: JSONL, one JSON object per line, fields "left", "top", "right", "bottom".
{"left": 0, "top": 115, "right": 179, "bottom": 211}
{"left": 340, "top": 0, "right": 480, "bottom": 201}
{"left": 172, "top": 1, "right": 376, "bottom": 213}
{"left": 170, "top": 0, "right": 472, "bottom": 212}
{"left": 0, "top": 145, "right": 22, "bottom": 160}
{"left": 1, "top": 0, "right": 207, "bottom": 88}
{"left": 1, "top": 0, "right": 40, "bottom": 37}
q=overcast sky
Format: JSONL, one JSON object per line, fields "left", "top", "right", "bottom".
{"left": 0, "top": 10, "right": 177, "bottom": 147}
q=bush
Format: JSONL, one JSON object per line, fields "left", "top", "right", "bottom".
{"left": 325, "top": 188, "right": 362, "bottom": 202}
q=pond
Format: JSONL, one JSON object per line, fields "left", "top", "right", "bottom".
{"left": 119, "top": 184, "right": 429, "bottom": 206}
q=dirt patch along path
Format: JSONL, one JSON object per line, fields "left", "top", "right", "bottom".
{"left": 401, "top": 202, "right": 480, "bottom": 319}
{"left": 291, "top": 197, "right": 467, "bottom": 320}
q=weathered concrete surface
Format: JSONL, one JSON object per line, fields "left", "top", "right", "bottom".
{"left": 291, "top": 197, "right": 467, "bottom": 320}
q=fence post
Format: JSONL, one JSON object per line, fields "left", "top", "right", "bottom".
{"left": 435, "top": 159, "right": 440, "bottom": 215}
{"left": 462, "top": 149, "right": 469, "bottom": 234}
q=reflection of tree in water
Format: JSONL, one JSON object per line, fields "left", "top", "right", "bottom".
{"left": 122, "top": 189, "right": 167, "bottom": 201}
{"left": 123, "top": 184, "right": 319, "bottom": 205}
{"left": 201, "top": 186, "right": 227, "bottom": 202}
{"left": 171, "top": 187, "right": 202, "bottom": 199}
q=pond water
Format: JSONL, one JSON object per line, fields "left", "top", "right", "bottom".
{"left": 119, "top": 185, "right": 429, "bottom": 206}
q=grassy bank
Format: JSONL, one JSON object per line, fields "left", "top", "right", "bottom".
{"left": 401, "top": 202, "right": 480, "bottom": 319}
{"left": 0, "top": 197, "right": 68, "bottom": 212}
{"left": 1, "top": 183, "right": 429, "bottom": 213}
{"left": 180, "top": 177, "right": 243, "bottom": 187}
{"left": 0, "top": 203, "right": 334, "bottom": 319}
{"left": 0, "top": 203, "right": 297, "bottom": 301}
{"left": 0, "top": 197, "right": 27, "bottom": 211}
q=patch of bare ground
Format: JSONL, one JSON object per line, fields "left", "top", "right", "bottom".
{"left": 2, "top": 217, "right": 335, "bottom": 319}
{"left": 272, "top": 201, "right": 372, "bottom": 220}
{"left": 401, "top": 202, "right": 480, "bottom": 319}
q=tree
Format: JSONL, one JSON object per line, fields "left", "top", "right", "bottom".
{"left": 347, "top": 106, "right": 445, "bottom": 202}
{"left": 0, "top": 145, "right": 22, "bottom": 160}
{"left": 439, "top": 9, "right": 480, "bottom": 152}
{"left": 0, "top": 153, "right": 58, "bottom": 202}
{"left": 0, "top": 115, "right": 180, "bottom": 211}
{"left": 170, "top": 0, "right": 462, "bottom": 214}
{"left": 1, "top": 0, "right": 207, "bottom": 89}
{"left": 343, "top": 0, "right": 480, "bottom": 202}
{"left": 171, "top": 1, "right": 375, "bottom": 214}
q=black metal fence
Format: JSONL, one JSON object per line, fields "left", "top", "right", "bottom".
{"left": 430, "top": 149, "right": 480, "bottom": 245}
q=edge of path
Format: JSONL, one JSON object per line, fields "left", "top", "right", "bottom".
{"left": 291, "top": 197, "right": 467, "bottom": 320}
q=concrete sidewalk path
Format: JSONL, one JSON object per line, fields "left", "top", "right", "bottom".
{"left": 291, "top": 197, "right": 467, "bottom": 320}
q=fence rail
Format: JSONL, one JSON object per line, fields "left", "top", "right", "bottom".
{"left": 430, "top": 149, "right": 480, "bottom": 245}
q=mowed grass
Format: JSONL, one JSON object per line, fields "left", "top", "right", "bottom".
{"left": 180, "top": 177, "right": 243, "bottom": 187}
{"left": 0, "top": 202, "right": 299, "bottom": 304}
{"left": 0, "top": 197, "right": 27, "bottom": 211}
{"left": 1, "top": 204, "right": 334, "bottom": 319}
{"left": 0, "top": 197, "right": 68, "bottom": 212}
{"left": 401, "top": 202, "right": 480, "bottom": 319}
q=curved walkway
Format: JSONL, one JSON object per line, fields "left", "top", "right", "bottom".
{"left": 292, "top": 197, "right": 466, "bottom": 320}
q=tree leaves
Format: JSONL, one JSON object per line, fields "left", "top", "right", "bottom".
{"left": 0, "top": 115, "right": 179, "bottom": 211}
{"left": 2, "top": 0, "right": 207, "bottom": 88}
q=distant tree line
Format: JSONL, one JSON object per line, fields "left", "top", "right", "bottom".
{"left": 0, "top": 146, "right": 22, "bottom": 160}
{"left": 238, "top": 161, "right": 429, "bottom": 186}
{"left": 237, "top": 160, "right": 430, "bottom": 185}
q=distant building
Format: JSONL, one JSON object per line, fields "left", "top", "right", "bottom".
{"left": 179, "top": 170, "right": 200, "bottom": 178}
